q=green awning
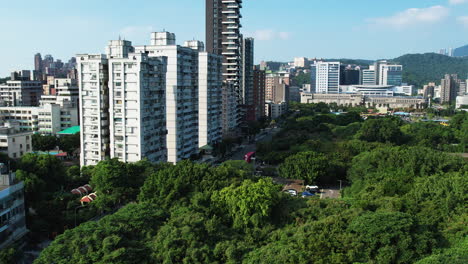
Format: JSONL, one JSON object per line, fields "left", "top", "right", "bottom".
{"left": 200, "top": 145, "right": 213, "bottom": 151}
{"left": 57, "top": 126, "right": 80, "bottom": 135}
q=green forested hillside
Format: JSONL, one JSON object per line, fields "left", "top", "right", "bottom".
{"left": 391, "top": 53, "right": 468, "bottom": 88}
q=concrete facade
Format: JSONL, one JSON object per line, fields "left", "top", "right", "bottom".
{"left": 0, "top": 167, "right": 27, "bottom": 250}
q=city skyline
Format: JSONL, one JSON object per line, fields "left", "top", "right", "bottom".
{"left": 1, "top": 0, "right": 468, "bottom": 76}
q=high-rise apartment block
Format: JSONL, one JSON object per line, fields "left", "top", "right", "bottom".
{"left": 253, "top": 66, "right": 266, "bottom": 120}
{"left": 135, "top": 32, "right": 203, "bottom": 163}
{"left": 107, "top": 40, "right": 167, "bottom": 163}
{"left": 440, "top": 74, "right": 459, "bottom": 104}
{"left": 78, "top": 33, "right": 223, "bottom": 166}
{"left": 77, "top": 54, "right": 110, "bottom": 166}
{"left": 206, "top": 0, "right": 243, "bottom": 134}
{"left": 191, "top": 41, "right": 224, "bottom": 148}
{"left": 241, "top": 37, "right": 255, "bottom": 121}
{"left": 78, "top": 40, "right": 169, "bottom": 166}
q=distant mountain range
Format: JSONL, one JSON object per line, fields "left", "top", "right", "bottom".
{"left": 454, "top": 44, "right": 468, "bottom": 57}
{"left": 391, "top": 53, "right": 468, "bottom": 88}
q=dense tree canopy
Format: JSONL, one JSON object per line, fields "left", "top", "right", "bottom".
{"left": 33, "top": 104, "right": 468, "bottom": 264}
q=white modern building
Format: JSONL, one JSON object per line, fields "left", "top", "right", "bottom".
{"left": 379, "top": 63, "right": 403, "bottom": 86}
{"left": 0, "top": 164, "right": 27, "bottom": 249}
{"left": 315, "top": 62, "right": 340, "bottom": 94}
{"left": 107, "top": 40, "right": 167, "bottom": 163}
{"left": 0, "top": 124, "right": 33, "bottom": 159}
{"left": 76, "top": 54, "right": 110, "bottom": 166}
{"left": 340, "top": 84, "right": 414, "bottom": 97}
{"left": 134, "top": 32, "right": 201, "bottom": 163}
{"left": 361, "top": 66, "right": 377, "bottom": 85}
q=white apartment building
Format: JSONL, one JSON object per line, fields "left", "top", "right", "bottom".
{"left": 107, "top": 40, "right": 167, "bottom": 163}
{"left": 0, "top": 165, "right": 27, "bottom": 249}
{"left": 191, "top": 43, "right": 223, "bottom": 148}
{"left": 135, "top": 32, "right": 200, "bottom": 163}
{"left": 315, "top": 62, "right": 340, "bottom": 94}
{"left": 0, "top": 125, "right": 33, "bottom": 159}
{"left": 76, "top": 54, "right": 110, "bottom": 166}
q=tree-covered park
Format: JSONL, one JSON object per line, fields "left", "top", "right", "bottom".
{"left": 2, "top": 103, "right": 467, "bottom": 264}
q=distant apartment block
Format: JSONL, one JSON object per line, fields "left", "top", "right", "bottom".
{"left": 253, "top": 66, "right": 266, "bottom": 119}
{"left": 0, "top": 124, "right": 33, "bottom": 159}
{"left": 241, "top": 37, "right": 255, "bottom": 121}
{"left": 266, "top": 75, "right": 289, "bottom": 103}
{"left": 440, "top": 74, "right": 459, "bottom": 104}
{"left": 0, "top": 71, "right": 43, "bottom": 106}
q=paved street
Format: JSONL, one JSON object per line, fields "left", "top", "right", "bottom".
{"left": 229, "top": 127, "right": 280, "bottom": 161}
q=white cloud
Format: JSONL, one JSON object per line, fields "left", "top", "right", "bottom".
{"left": 119, "top": 26, "right": 154, "bottom": 40}
{"left": 247, "top": 29, "right": 291, "bottom": 41}
{"left": 368, "top": 5, "right": 450, "bottom": 29}
{"left": 457, "top": 16, "right": 468, "bottom": 27}
{"left": 449, "top": 0, "right": 468, "bottom": 5}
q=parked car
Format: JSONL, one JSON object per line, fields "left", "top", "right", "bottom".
{"left": 301, "top": 191, "right": 315, "bottom": 198}
{"left": 306, "top": 185, "right": 320, "bottom": 193}
{"left": 284, "top": 189, "right": 297, "bottom": 197}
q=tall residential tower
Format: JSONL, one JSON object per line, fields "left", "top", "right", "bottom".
{"left": 206, "top": 0, "right": 243, "bottom": 134}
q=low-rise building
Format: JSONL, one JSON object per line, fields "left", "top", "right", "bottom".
{"left": 0, "top": 164, "right": 27, "bottom": 249}
{"left": 0, "top": 124, "right": 33, "bottom": 159}
{"left": 0, "top": 104, "right": 78, "bottom": 134}
{"left": 456, "top": 95, "right": 468, "bottom": 110}
{"left": 265, "top": 100, "right": 287, "bottom": 119}
{"left": 301, "top": 92, "right": 426, "bottom": 109}
{"left": 0, "top": 71, "right": 43, "bottom": 106}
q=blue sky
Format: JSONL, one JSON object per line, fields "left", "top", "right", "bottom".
{"left": 0, "top": 0, "right": 467, "bottom": 76}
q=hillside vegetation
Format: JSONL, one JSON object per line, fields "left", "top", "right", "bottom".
{"left": 391, "top": 53, "right": 468, "bottom": 88}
